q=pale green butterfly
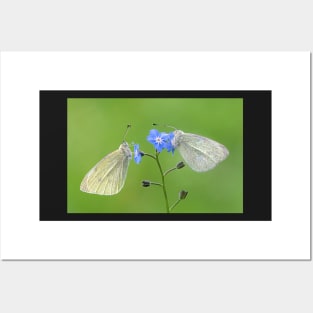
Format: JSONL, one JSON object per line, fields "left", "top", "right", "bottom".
{"left": 80, "top": 125, "right": 132, "bottom": 195}
{"left": 171, "top": 129, "right": 229, "bottom": 172}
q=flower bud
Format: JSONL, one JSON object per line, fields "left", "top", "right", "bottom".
{"left": 142, "top": 180, "right": 151, "bottom": 187}
{"left": 179, "top": 190, "right": 188, "bottom": 200}
{"left": 176, "top": 161, "right": 185, "bottom": 169}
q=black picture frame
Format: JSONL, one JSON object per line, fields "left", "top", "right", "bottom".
{"left": 40, "top": 90, "right": 271, "bottom": 221}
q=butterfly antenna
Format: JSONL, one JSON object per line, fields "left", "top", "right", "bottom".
{"left": 166, "top": 125, "right": 177, "bottom": 130}
{"left": 152, "top": 123, "right": 176, "bottom": 130}
{"left": 122, "top": 124, "right": 131, "bottom": 142}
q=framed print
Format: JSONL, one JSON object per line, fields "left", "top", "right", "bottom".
{"left": 40, "top": 90, "right": 270, "bottom": 221}
{"left": 0, "top": 52, "right": 310, "bottom": 260}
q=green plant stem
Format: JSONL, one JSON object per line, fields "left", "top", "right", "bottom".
{"left": 163, "top": 167, "right": 177, "bottom": 177}
{"left": 150, "top": 181, "right": 163, "bottom": 187}
{"left": 169, "top": 199, "right": 181, "bottom": 212}
{"left": 144, "top": 153, "right": 156, "bottom": 160}
{"left": 155, "top": 152, "right": 170, "bottom": 213}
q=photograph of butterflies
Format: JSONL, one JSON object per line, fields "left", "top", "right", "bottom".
{"left": 67, "top": 98, "right": 243, "bottom": 214}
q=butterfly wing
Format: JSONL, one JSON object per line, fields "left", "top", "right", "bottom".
{"left": 174, "top": 131, "right": 229, "bottom": 172}
{"left": 80, "top": 143, "right": 132, "bottom": 195}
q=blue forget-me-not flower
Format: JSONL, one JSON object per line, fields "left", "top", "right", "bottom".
{"left": 134, "top": 144, "right": 143, "bottom": 164}
{"left": 147, "top": 129, "right": 175, "bottom": 153}
{"left": 164, "top": 132, "right": 175, "bottom": 154}
{"left": 147, "top": 129, "right": 167, "bottom": 152}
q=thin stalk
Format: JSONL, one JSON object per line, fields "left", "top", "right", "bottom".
{"left": 150, "top": 181, "right": 163, "bottom": 187}
{"left": 169, "top": 199, "right": 181, "bottom": 212}
{"left": 155, "top": 152, "right": 170, "bottom": 213}
{"left": 163, "top": 167, "right": 177, "bottom": 177}
{"left": 144, "top": 153, "right": 156, "bottom": 160}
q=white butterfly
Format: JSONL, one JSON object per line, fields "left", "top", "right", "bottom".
{"left": 171, "top": 130, "right": 229, "bottom": 172}
{"left": 80, "top": 141, "right": 132, "bottom": 195}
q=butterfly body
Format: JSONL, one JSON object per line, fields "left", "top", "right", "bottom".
{"left": 80, "top": 142, "right": 132, "bottom": 195}
{"left": 172, "top": 130, "right": 229, "bottom": 172}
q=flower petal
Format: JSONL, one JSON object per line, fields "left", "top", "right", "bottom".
{"left": 134, "top": 144, "right": 142, "bottom": 164}
{"left": 147, "top": 129, "right": 168, "bottom": 152}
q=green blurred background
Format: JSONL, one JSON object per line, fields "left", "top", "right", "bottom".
{"left": 67, "top": 98, "right": 243, "bottom": 214}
